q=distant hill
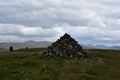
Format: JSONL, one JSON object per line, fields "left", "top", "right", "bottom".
{"left": 0, "top": 41, "right": 93, "bottom": 50}
{"left": 94, "top": 45, "right": 120, "bottom": 50}
{"left": 0, "top": 48, "right": 8, "bottom": 52}
{"left": 0, "top": 41, "right": 52, "bottom": 50}
{"left": 81, "top": 44, "right": 95, "bottom": 49}
{"left": 95, "top": 45, "right": 108, "bottom": 49}
{"left": 109, "top": 46, "right": 120, "bottom": 50}
{"left": 0, "top": 41, "right": 119, "bottom": 50}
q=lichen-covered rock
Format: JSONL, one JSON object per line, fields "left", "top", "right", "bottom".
{"left": 42, "top": 33, "right": 87, "bottom": 58}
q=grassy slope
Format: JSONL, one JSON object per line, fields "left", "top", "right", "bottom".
{"left": 0, "top": 48, "right": 120, "bottom": 80}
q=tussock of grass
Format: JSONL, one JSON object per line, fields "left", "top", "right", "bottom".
{"left": 0, "top": 49, "right": 120, "bottom": 80}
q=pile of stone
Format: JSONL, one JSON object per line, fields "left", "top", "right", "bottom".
{"left": 42, "top": 33, "right": 87, "bottom": 58}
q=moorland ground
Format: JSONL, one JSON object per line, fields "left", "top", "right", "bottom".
{"left": 0, "top": 48, "right": 120, "bottom": 80}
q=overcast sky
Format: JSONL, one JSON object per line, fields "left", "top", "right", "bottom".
{"left": 0, "top": 0, "right": 120, "bottom": 46}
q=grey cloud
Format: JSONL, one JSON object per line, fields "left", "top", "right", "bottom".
{"left": 0, "top": 0, "right": 120, "bottom": 46}
{"left": 1, "top": 0, "right": 120, "bottom": 27}
{"left": 63, "top": 26, "right": 120, "bottom": 46}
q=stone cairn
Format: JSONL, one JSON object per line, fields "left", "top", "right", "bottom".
{"left": 42, "top": 33, "right": 87, "bottom": 59}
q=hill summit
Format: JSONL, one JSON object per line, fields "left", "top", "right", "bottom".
{"left": 42, "top": 33, "right": 87, "bottom": 58}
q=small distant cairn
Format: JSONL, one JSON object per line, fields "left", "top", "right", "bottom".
{"left": 9, "top": 46, "right": 13, "bottom": 52}
{"left": 42, "top": 33, "right": 87, "bottom": 59}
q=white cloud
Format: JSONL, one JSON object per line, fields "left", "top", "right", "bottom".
{"left": 0, "top": 23, "right": 65, "bottom": 42}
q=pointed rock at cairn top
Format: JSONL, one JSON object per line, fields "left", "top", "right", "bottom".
{"left": 42, "top": 33, "right": 87, "bottom": 58}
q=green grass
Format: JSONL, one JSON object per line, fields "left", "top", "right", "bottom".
{"left": 0, "top": 48, "right": 120, "bottom": 80}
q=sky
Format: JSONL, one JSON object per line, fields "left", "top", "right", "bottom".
{"left": 0, "top": 0, "right": 120, "bottom": 46}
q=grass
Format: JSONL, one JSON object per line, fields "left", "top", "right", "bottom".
{"left": 0, "top": 48, "right": 120, "bottom": 80}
